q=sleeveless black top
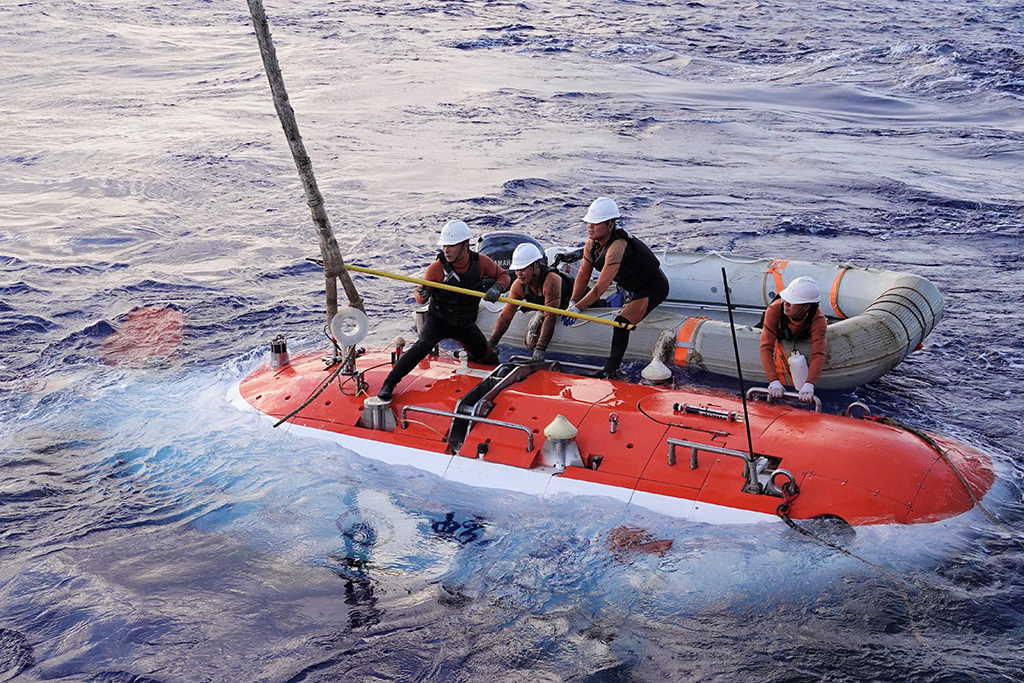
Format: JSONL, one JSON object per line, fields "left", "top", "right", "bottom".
{"left": 519, "top": 265, "right": 573, "bottom": 312}
{"left": 589, "top": 228, "right": 662, "bottom": 292}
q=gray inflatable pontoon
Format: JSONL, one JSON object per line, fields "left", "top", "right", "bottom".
{"left": 473, "top": 251, "right": 943, "bottom": 390}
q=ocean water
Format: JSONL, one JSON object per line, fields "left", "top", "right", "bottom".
{"left": 2, "top": 0, "right": 1024, "bottom": 681}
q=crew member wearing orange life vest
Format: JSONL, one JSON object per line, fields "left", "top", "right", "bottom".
{"left": 759, "top": 276, "right": 827, "bottom": 403}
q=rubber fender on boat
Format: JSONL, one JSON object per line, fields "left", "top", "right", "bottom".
{"left": 673, "top": 316, "right": 711, "bottom": 366}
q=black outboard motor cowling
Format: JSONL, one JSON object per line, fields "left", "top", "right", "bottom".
{"left": 477, "top": 232, "right": 547, "bottom": 275}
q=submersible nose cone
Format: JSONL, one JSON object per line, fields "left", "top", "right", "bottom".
{"left": 544, "top": 414, "right": 578, "bottom": 440}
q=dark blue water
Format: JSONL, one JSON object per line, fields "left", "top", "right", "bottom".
{"left": 2, "top": 1, "right": 1023, "bottom": 680}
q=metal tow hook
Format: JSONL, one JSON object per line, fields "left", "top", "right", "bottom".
{"left": 774, "top": 472, "right": 800, "bottom": 518}
{"left": 609, "top": 413, "right": 619, "bottom": 434}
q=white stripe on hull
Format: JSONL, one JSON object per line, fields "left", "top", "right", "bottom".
{"left": 231, "top": 384, "right": 781, "bottom": 525}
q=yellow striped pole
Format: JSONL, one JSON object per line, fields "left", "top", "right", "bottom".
{"left": 345, "top": 264, "right": 633, "bottom": 330}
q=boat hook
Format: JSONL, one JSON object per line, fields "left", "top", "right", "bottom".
{"left": 339, "top": 263, "right": 633, "bottom": 330}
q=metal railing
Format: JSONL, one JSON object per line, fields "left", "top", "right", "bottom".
{"left": 400, "top": 405, "right": 534, "bottom": 452}
{"left": 666, "top": 438, "right": 761, "bottom": 494}
{"left": 745, "top": 387, "right": 821, "bottom": 412}
{"left": 844, "top": 401, "right": 871, "bottom": 418}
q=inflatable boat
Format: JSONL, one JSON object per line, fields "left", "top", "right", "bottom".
{"left": 231, "top": 349, "right": 992, "bottom": 527}
{"left": 473, "top": 235, "right": 944, "bottom": 390}
{"left": 236, "top": 7, "right": 980, "bottom": 534}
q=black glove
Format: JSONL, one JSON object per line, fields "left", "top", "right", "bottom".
{"left": 552, "top": 248, "right": 584, "bottom": 267}
{"left": 530, "top": 347, "right": 546, "bottom": 363}
{"left": 484, "top": 283, "right": 502, "bottom": 303}
{"left": 416, "top": 284, "right": 430, "bottom": 301}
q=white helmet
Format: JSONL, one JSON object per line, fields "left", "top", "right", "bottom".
{"left": 779, "top": 276, "right": 820, "bottom": 305}
{"left": 582, "top": 197, "right": 620, "bottom": 224}
{"left": 438, "top": 220, "right": 472, "bottom": 246}
{"left": 510, "top": 242, "right": 544, "bottom": 270}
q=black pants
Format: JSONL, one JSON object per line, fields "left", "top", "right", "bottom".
{"left": 605, "top": 271, "right": 670, "bottom": 373}
{"left": 381, "top": 313, "right": 493, "bottom": 391}
{"left": 630, "top": 270, "right": 671, "bottom": 312}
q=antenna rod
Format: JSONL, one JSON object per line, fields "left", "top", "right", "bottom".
{"left": 246, "top": 0, "right": 364, "bottom": 322}
{"left": 722, "top": 267, "right": 756, "bottom": 465}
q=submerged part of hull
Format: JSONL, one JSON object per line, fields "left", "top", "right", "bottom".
{"left": 234, "top": 351, "right": 991, "bottom": 527}
{"left": 473, "top": 251, "right": 943, "bottom": 389}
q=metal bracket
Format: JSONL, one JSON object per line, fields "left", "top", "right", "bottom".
{"left": 667, "top": 437, "right": 762, "bottom": 494}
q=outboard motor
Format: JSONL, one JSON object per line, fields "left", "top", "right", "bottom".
{"left": 478, "top": 232, "right": 547, "bottom": 275}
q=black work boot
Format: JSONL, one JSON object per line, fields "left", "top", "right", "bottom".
{"left": 589, "top": 361, "right": 622, "bottom": 379}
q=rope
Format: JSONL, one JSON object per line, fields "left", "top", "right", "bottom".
{"left": 658, "top": 250, "right": 766, "bottom": 266}
{"left": 335, "top": 370, "right": 367, "bottom": 397}
{"left": 401, "top": 418, "right": 448, "bottom": 441}
{"left": 272, "top": 346, "right": 356, "bottom": 428}
{"left": 246, "top": 0, "right": 363, "bottom": 322}
{"left": 341, "top": 263, "right": 633, "bottom": 330}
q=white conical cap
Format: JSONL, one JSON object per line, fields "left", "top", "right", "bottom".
{"left": 641, "top": 357, "right": 673, "bottom": 383}
{"left": 543, "top": 414, "right": 578, "bottom": 440}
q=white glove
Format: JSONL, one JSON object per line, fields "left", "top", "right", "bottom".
{"left": 768, "top": 380, "right": 784, "bottom": 398}
{"left": 799, "top": 382, "right": 815, "bottom": 403}
{"left": 561, "top": 302, "right": 580, "bottom": 326}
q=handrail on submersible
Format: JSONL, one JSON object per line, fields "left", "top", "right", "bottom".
{"left": 400, "top": 405, "right": 535, "bottom": 452}
{"left": 666, "top": 438, "right": 762, "bottom": 495}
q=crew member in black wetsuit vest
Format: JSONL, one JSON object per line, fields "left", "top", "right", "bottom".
{"left": 376, "top": 220, "right": 510, "bottom": 401}
{"left": 564, "top": 197, "right": 670, "bottom": 378}
{"left": 488, "top": 242, "right": 574, "bottom": 363}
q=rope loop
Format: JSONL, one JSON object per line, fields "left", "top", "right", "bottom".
{"left": 782, "top": 481, "right": 799, "bottom": 504}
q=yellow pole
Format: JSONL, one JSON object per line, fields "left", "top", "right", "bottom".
{"left": 345, "top": 264, "right": 633, "bottom": 330}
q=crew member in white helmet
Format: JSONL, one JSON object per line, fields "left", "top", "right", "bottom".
{"left": 376, "top": 220, "right": 510, "bottom": 401}
{"left": 759, "top": 276, "right": 828, "bottom": 403}
{"left": 564, "top": 197, "right": 670, "bottom": 378}
{"left": 488, "top": 242, "right": 574, "bottom": 363}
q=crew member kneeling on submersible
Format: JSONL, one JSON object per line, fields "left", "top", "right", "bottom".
{"left": 759, "top": 275, "right": 827, "bottom": 403}
{"left": 564, "top": 197, "right": 670, "bottom": 378}
{"left": 488, "top": 242, "right": 574, "bottom": 363}
{"left": 377, "top": 220, "right": 510, "bottom": 401}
